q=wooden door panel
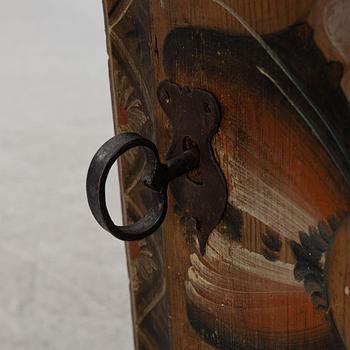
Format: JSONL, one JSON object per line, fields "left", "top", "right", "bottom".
{"left": 102, "top": 1, "right": 350, "bottom": 349}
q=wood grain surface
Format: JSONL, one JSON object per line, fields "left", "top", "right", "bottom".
{"left": 103, "top": 1, "right": 170, "bottom": 349}
{"left": 103, "top": 0, "right": 350, "bottom": 349}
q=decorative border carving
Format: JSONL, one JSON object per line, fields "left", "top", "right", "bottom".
{"left": 103, "top": 1, "right": 170, "bottom": 348}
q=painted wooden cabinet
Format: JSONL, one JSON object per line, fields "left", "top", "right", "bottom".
{"left": 99, "top": 1, "right": 350, "bottom": 349}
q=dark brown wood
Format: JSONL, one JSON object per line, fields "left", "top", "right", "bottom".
{"left": 102, "top": 1, "right": 350, "bottom": 349}
{"left": 103, "top": 1, "right": 170, "bottom": 349}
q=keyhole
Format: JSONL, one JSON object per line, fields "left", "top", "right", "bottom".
{"left": 183, "top": 136, "right": 203, "bottom": 185}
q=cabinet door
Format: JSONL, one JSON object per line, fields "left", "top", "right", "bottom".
{"left": 102, "top": 1, "right": 350, "bottom": 349}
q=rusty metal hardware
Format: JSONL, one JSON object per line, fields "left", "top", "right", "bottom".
{"left": 86, "top": 81, "right": 227, "bottom": 253}
{"left": 86, "top": 132, "right": 199, "bottom": 241}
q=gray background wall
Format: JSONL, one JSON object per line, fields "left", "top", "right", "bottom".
{"left": 0, "top": 1, "right": 133, "bottom": 349}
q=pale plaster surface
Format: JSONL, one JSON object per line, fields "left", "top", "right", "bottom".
{"left": 0, "top": 1, "right": 133, "bottom": 349}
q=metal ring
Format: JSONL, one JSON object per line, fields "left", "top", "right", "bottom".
{"left": 86, "top": 132, "right": 167, "bottom": 241}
